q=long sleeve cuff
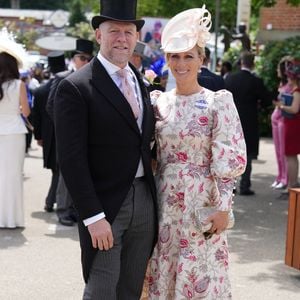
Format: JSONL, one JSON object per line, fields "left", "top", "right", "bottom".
{"left": 83, "top": 212, "right": 106, "bottom": 226}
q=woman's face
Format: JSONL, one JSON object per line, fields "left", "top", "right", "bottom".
{"left": 167, "top": 46, "right": 203, "bottom": 83}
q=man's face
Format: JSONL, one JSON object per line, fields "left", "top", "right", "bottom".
{"left": 73, "top": 54, "right": 91, "bottom": 70}
{"left": 96, "top": 21, "right": 139, "bottom": 68}
{"left": 129, "top": 53, "right": 142, "bottom": 69}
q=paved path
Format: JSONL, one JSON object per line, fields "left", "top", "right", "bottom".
{"left": 0, "top": 138, "right": 300, "bottom": 299}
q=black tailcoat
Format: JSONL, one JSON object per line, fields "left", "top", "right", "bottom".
{"left": 197, "top": 67, "right": 225, "bottom": 91}
{"left": 53, "top": 57, "right": 157, "bottom": 282}
{"left": 225, "top": 70, "right": 271, "bottom": 157}
{"left": 32, "top": 80, "right": 57, "bottom": 170}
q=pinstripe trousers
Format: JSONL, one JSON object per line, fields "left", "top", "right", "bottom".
{"left": 83, "top": 178, "right": 156, "bottom": 300}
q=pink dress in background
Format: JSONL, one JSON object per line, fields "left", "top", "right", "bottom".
{"left": 271, "top": 82, "right": 293, "bottom": 186}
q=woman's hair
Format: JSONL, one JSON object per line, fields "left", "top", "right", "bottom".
{"left": 0, "top": 52, "right": 20, "bottom": 100}
{"left": 166, "top": 45, "right": 205, "bottom": 60}
{"left": 278, "top": 56, "right": 293, "bottom": 85}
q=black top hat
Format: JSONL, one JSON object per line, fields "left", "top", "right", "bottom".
{"left": 133, "top": 41, "right": 147, "bottom": 58}
{"left": 72, "top": 39, "right": 94, "bottom": 57}
{"left": 47, "top": 51, "right": 66, "bottom": 74}
{"left": 91, "top": 0, "right": 145, "bottom": 31}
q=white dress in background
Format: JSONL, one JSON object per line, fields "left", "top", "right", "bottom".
{"left": 0, "top": 79, "right": 27, "bottom": 228}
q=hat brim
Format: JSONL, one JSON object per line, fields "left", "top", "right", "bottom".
{"left": 92, "top": 15, "right": 145, "bottom": 31}
{"left": 0, "top": 42, "right": 25, "bottom": 68}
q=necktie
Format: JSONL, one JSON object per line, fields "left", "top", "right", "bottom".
{"left": 117, "top": 69, "right": 140, "bottom": 119}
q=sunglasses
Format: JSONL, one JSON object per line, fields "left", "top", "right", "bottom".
{"left": 74, "top": 54, "right": 92, "bottom": 62}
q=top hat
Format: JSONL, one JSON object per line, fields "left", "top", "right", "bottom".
{"left": 161, "top": 6, "right": 211, "bottom": 53}
{"left": 91, "top": 0, "right": 145, "bottom": 31}
{"left": 133, "top": 41, "right": 147, "bottom": 58}
{"left": 47, "top": 51, "right": 66, "bottom": 74}
{"left": 72, "top": 39, "right": 94, "bottom": 57}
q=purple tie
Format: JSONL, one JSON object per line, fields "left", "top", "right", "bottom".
{"left": 117, "top": 69, "right": 140, "bottom": 119}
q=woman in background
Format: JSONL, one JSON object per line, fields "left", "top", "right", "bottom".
{"left": 0, "top": 50, "right": 30, "bottom": 228}
{"left": 271, "top": 56, "right": 293, "bottom": 189}
{"left": 275, "top": 59, "right": 300, "bottom": 190}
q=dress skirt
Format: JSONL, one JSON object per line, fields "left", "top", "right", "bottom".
{"left": 0, "top": 134, "right": 25, "bottom": 228}
{"left": 284, "top": 115, "right": 300, "bottom": 156}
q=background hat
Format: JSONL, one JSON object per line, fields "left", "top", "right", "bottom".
{"left": 286, "top": 59, "right": 300, "bottom": 80}
{"left": 133, "top": 41, "right": 147, "bottom": 58}
{"left": 47, "top": 51, "right": 66, "bottom": 74}
{"left": 72, "top": 39, "right": 94, "bottom": 57}
{"left": 0, "top": 28, "right": 28, "bottom": 68}
{"left": 91, "top": 0, "right": 145, "bottom": 31}
{"left": 161, "top": 6, "right": 211, "bottom": 53}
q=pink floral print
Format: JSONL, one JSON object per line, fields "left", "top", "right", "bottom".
{"left": 148, "top": 88, "right": 246, "bottom": 299}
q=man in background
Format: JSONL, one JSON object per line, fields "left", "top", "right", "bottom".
{"left": 225, "top": 51, "right": 272, "bottom": 195}
{"left": 197, "top": 47, "right": 225, "bottom": 91}
{"left": 47, "top": 39, "right": 94, "bottom": 226}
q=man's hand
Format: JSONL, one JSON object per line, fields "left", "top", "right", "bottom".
{"left": 87, "top": 218, "right": 114, "bottom": 251}
{"left": 37, "top": 140, "right": 43, "bottom": 146}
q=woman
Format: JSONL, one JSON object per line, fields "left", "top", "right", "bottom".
{"left": 147, "top": 7, "right": 246, "bottom": 299}
{"left": 275, "top": 59, "right": 300, "bottom": 190}
{"left": 270, "top": 56, "right": 293, "bottom": 189}
{"left": 0, "top": 50, "right": 30, "bottom": 228}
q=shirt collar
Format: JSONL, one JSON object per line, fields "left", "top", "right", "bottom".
{"left": 97, "top": 52, "right": 131, "bottom": 75}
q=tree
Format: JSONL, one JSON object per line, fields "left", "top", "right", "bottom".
{"left": 69, "top": 0, "right": 87, "bottom": 27}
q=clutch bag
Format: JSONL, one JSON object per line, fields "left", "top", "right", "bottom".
{"left": 195, "top": 207, "right": 235, "bottom": 233}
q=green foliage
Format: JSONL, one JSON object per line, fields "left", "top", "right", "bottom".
{"left": 257, "top": 36, "right": 300, "bottom": 136}
{"left": 69, "top": 0, "right": 88, "bottom": 27}
{"left": 258, "top": 36, "right": 300, "bottom": 91}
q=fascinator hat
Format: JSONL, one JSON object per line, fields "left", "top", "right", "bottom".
{"left": 0, "top": 28, "right": 28, "bottom": 68}
{"left": 161, "top": 6, "right": 212, "bottom": 53}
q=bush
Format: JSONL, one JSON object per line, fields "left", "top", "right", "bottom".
{"left": 257, "top": 36, "right": 300, "bottom": 136}
{"left": 258, "top": 36, "right": 300, "bottom": 91}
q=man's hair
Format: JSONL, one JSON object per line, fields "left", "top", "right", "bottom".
{"left": 240, "top": 51, "right": 254, "bottom": 69}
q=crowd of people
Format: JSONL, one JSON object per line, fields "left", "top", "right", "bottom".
{"left": 0, "top": 0, "right": 299, "bottom": 299}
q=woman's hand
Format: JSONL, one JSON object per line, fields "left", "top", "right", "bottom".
{"left": 205, "top": 211, "right": 229, "bottom": 235}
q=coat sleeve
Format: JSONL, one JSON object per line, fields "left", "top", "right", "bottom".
{"left": 210, "top": 90, "right": 247, "bottom": 210}
{"left": 53, "top": 78, "right": 104, "bottom": 220}
{"left": 32, "top": 89, "right": 42, "bottom": 140}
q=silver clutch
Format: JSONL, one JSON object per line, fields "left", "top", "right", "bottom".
{"left": 195, "top": 207, "right": 235, "bottom": 233}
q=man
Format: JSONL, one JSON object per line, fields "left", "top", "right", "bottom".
{"left": 53, "top": 0, "right": 157, "bottom": 298}
{"left": 47, "top": 38, "right": 94, "bottom": 226}
{"left": 225, "top": 51, "right": 271, "bottom": 195}
{"left": 33, "top": 51, "right": 66, "bottom": 212}
{"left": 129, "top": 40, "right": 147, "bottom": 73}
{"left": 197, "top": 47, "right": 225, "bottom": 91}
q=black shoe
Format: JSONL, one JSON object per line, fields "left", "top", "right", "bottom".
{"left": 69, "top": 213, "right": 78, "bottom": 223}
{"left": 240, "top": 189, "right": 255, "bottom": 196}
{"left": 44, "top": 204, "right": 54, "bottom": 213}
{"left": 58, "top": 217, "right": 74, "bottom": 226}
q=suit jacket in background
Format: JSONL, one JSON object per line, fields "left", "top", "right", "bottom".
{"left": 225, "top": 69, "right": 272, "bottom": 157}
{"left": 32, "top": 79, "right": 57, "bottom": 170}
{"left": 46, "top": 69, "right": 73, "bottom": 120}
{"left": 53, "top": 57, "right": 157, "bottom": 282}
{"left": 197, "top": 67, "right": 225, "bottom": 91}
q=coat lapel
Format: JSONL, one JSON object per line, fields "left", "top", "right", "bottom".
{"left": 90, "top": 58, "right": 140, "bottom": 136}
{"left": 130, "top": 65, "right": 152, "bottom": 138}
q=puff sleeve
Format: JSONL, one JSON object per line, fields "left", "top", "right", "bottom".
{"left": 210, "top": 90, "right": 247, "bottom": 210}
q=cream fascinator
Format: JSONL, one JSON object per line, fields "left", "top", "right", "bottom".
{"left": 0, "top": 28, "right": 28, "bottom": 68}
{"left": 161, "top": 6, "right": 211, "bottom": 53}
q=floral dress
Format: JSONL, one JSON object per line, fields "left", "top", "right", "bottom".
{"left": 148, "top": 88, "right": 246, "bottom": 299}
